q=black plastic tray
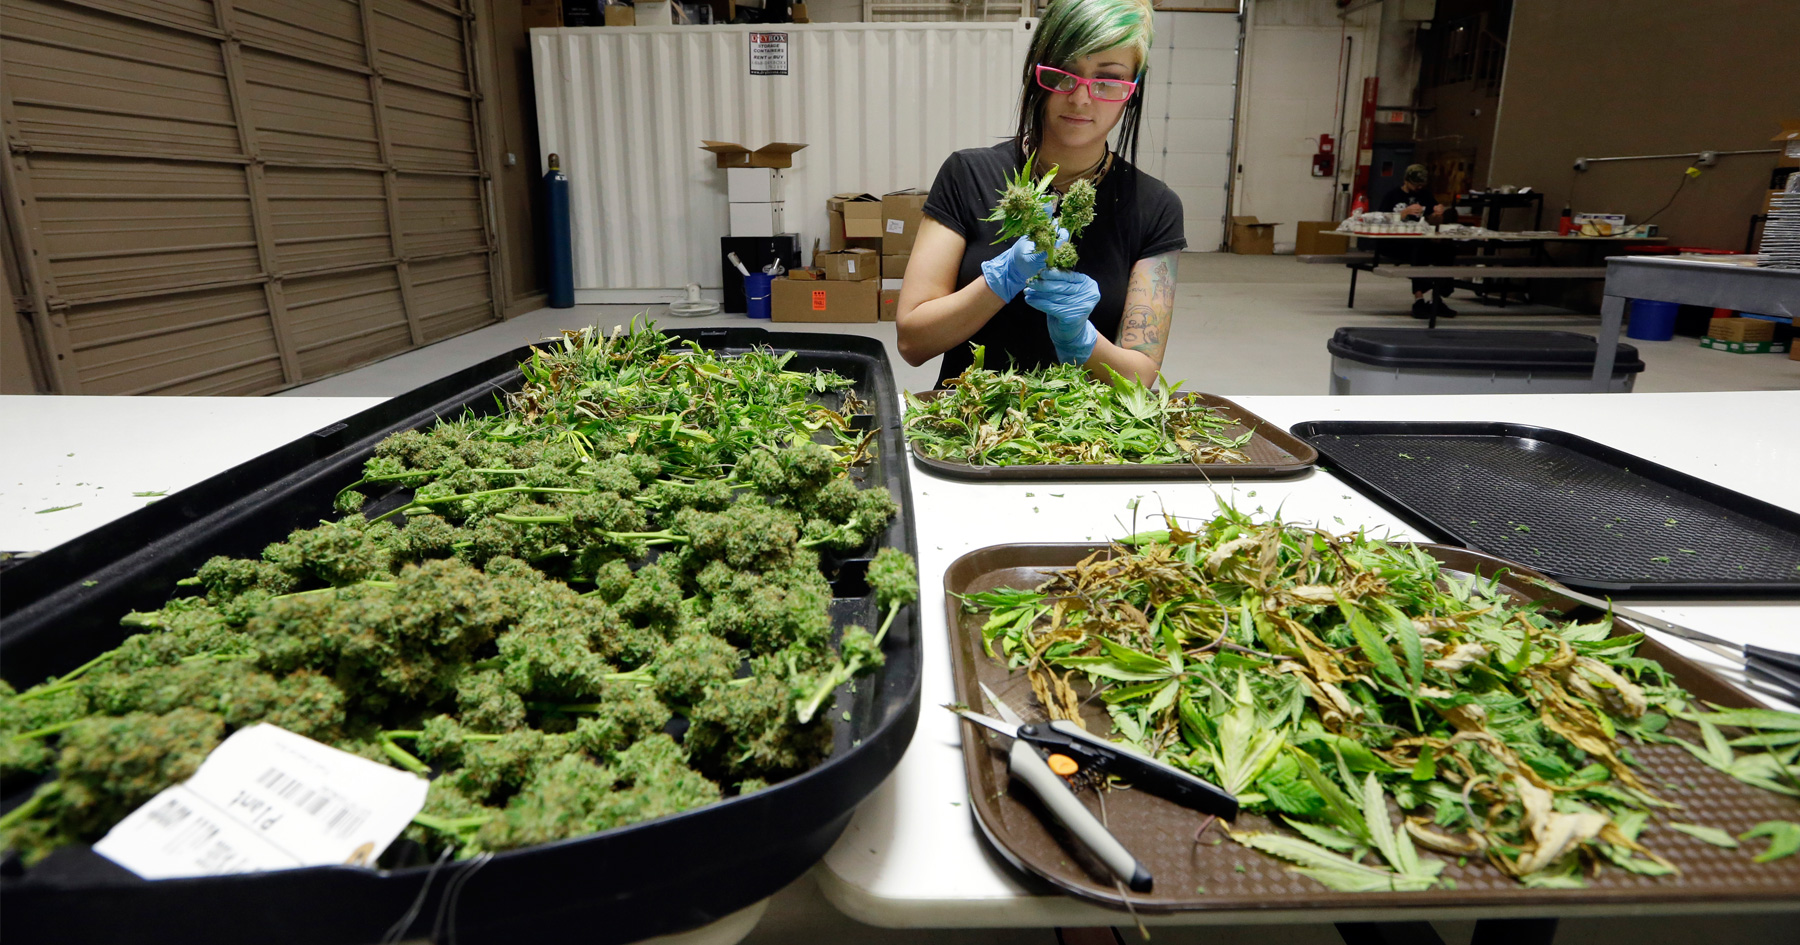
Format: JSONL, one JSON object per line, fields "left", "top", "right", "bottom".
{"left": 906, "top": 391, "right": 1317, "bottom": 481}
{"left": 0, "top": 327, "right": 923, "bottom": 945}
{"left": 1290, "top": 420, "right": 1800, "bottom": 596}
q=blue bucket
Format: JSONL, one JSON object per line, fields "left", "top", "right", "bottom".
{"left": 745, "top": 272, "right": 772, "bottom": 320}
{"left": 1626, "top": 299, "right": 1678, "bottom": 341}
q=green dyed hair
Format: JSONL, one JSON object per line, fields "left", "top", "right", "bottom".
{"left": 1015, "top": 0, "right": 1156, "bottom": 164}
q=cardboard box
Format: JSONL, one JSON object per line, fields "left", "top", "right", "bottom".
{"left": 727, "top": 168, "right": 785, "bottom": 203}
{"left": 772, "top": 277, "right": 878, "bottom": 323}
{"left": 816, "top": 247, "right": 877, "bottom": 281}
{"left": 728, "top": 202, "right": 784, "bottom": 238}
{"left": 879, "top": 288, "right": 898, "bottom": 322}
{"left": 882, "top": 254, "right": 908, "bottom": 279}
{"left": 827, "top": 193, "right": 884, "bottom": 250}
{"left": 523, "top": 0, "right": 561, "bottom": 29}
{"left": 1700, "top": 336, "right": 1789, "bottom": 354}
{"left": 1708, "top": 317, "right": 1776, "bottom": 343}
{"left": 786, "top": 267, "right": 825, "bottom": 281}
{"left": 880, "top": 189, "right": 928, "bottom": 254}
{"left": 602, "top": 3, "right": 634, "bottom": 26}
{"left": 701, "top": 140, "right": 807, "bottom": 169}
{"left": 1294, "top": 221, "right": 1349, "bottom": 256}
{"left": 1230, "top": 216, "right": 1277, "bottom": 255}
{"left": 791, "top": 2, "right": 810, "bottom": 22}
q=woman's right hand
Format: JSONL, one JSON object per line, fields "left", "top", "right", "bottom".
{"left": 979, "top": 234, "right": 1051, "bottom": 302}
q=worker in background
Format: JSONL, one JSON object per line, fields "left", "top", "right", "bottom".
{"left": 1377, "top": 164, "right": 1459, "bottom": 319}
{"left": 894, "top": 0, "right": 1184, "bottom": 388}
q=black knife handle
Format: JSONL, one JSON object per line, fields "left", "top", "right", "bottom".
{"left": 1744, "top": 650, "right": 1800, "bottom": 704}
{"left": 1035, "top": 720, "right": 1240, "bottom": 819}
{"left": 1746, "top": 645, "right": 1800, "bottom": 676}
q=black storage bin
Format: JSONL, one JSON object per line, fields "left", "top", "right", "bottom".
{"left": 1327, "top": 328, "right": 1645, "bottom": 395}
{"left": 720, "top": 234, "right": 802, "bottom": 313}
{"left": 0, "top": 327, "right": 921, "bottom": 945}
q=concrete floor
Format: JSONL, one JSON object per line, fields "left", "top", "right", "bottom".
{"left": 284, "top": 253, "right": 1800, "bottom": 399}
{"left": 284, "top": 256, "right": 1799, "bottom": 943}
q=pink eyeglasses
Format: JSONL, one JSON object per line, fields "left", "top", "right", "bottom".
{"left": 1035, "top": 65, "right": 1138, "bottom": 102}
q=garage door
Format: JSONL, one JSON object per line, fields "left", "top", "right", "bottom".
{"left": 1137, "top": 10, "right": 1240, "bottom": 252}
{"left": 1, "top": 0, "right": 501, "bottom": 395}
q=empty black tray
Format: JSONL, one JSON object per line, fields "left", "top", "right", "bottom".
{"left": 0, "top": 327, "right": 922, "bottom": 945}
{"left": 1290, "top": 420, "right": 1800, "bottom": 596}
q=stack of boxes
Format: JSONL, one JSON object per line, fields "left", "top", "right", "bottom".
{"left": 704, "top": 140, "right": 804, "bottom": 313}
{"left": 773, "top": 245, "right": 877, "bottom": 322}
{"left": 879, "top": 189, "right": 926, "bottom": 321}
{"left": 725, "top": 166, "right": 787, "bottom": 238}
{"left": 768, "top": 187, "right": 927, "bottom": 322}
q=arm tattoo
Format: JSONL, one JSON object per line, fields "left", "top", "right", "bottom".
{"left": 1118, "top": 253, "right": 1177, "bottom": 362}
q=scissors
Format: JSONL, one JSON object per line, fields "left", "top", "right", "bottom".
{"left": 952, "top": 683, "right": 1238, "bottom": 893}
{"left": 1526, "top": 577, "right": 1800, "bottom": 705}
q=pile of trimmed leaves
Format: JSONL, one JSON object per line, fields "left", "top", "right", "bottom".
{"left": 904, "top": 347, "right": 1253, "bottom": 467}
{"left": 962, "top": 501, "right": 1800, "bottom": 890}
{"left": 1, "top": 321, "right": 917, "bottom": 865}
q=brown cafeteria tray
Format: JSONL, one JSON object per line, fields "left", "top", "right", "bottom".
{"left": 905, "top": 391, "right": 1317, "bottom": 481}
{"left": 944, "top": 542, "right": 1800, "bottom": 914}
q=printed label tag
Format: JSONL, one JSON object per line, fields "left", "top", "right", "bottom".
{"left": 845, "top": 259, "right": 856, "bottom": 274}
{"left": 811, "top": 289, "right": 827, "bottom": 311}
{"left": 748, "top": 32, "right": 789, "bottom": 76}
{"left": 885, "top": 218, "right": 905, "bottom": 234}
{"left": 93, "top": 724, "right": 428, "bottom": 880}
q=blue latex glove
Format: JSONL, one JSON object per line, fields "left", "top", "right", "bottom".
{"left": 1025, "top": 268, "right": 1101, "bottom": 364}
{"left": 980, "top": 234, "right": 1050, "bottom": 303}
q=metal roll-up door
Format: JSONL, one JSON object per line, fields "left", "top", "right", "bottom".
{"left": 1, "top": 0, "right": 501, "bottom": 395}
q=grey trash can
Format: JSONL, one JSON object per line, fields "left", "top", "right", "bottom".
{"left": 1327, "top": 328, "right": 1644, "bottom": 395}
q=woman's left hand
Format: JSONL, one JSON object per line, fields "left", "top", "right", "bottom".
{"left": 1025, "top": 268, "right": 1101, "bottom": 364}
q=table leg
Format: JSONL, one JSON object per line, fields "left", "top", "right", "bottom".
{"left": 1348, "top": 267, "right": 1359, "bottom": 308}
{"left": 1593, "top": 293, "right": 1625, "bottom": 391}
{"left": 1335, "top": 921, "right": 1444, "bottom": 945}
{"left": 1471, "top": 917, "right": 1558, "bottom": 945}
{"left": 1336, "top": 917, "right": 1557, "bottom": 945}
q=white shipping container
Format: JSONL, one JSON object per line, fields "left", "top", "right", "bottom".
{"left": 533, "top": 23, "right": 1029, "bottom": 298}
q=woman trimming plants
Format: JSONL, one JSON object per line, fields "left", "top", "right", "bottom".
{"left": 894, "top": 0, "right": 1184, "bottom": 389}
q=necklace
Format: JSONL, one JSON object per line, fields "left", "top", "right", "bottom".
{"left": 1029, "top": 147, "right": 1111, "bottom": 192}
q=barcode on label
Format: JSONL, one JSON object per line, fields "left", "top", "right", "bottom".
{"left": 147, "top": 796, "right": 191, "bottom": 828}
{"left": 256, "top": 766, "right": 370, "bottom": 839}
{"left": 164, "top": 803, "right": 257, "bottom": 875}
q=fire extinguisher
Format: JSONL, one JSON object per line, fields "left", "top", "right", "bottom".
{"left": 545, "top": 153, "right": 574, "bottom": 309}
{"left": 1312, "top": 134, "right": 1336, "bottom": 177}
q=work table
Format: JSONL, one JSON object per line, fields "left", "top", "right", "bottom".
{"left": 4, "top": 388, "right": 1798, "bottom": 932}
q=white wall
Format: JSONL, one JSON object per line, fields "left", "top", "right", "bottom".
{"left": 1232, "top": 0, "right": 1379, "bottom": 247}
{"left": 533, "top": 23, "right": 1029, "bottom": 298}
{"left": 1139, "top": 10, "right": 1240, "bottom": 252}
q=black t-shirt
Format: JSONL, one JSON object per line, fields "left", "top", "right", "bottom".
{"left": 921, "top": 141, "right": 1185, "bottom": 387}
{"left": 1378, "top": 182, "right": 1427, "bottom": 220}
